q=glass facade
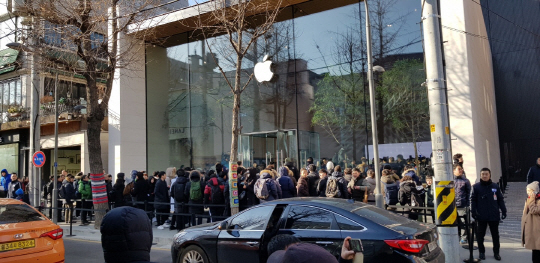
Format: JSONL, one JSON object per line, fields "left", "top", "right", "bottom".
{"left": 146, "top": 0, "right": 424, "bottom": 172}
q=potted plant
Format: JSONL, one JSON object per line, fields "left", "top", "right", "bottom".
{"left": 8, "top": 106, "right": 21, "bottom": 117}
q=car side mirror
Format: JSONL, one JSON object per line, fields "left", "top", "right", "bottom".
{"left": 218, "top": 221, "right": 228, "bottom": 230}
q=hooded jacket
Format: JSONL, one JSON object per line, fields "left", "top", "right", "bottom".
{"left": 130, "top": 170, "right": 138, "bottom": 181}
{"left": 296, "top": 177, "right": 309, "bottom": 197}
{"left": 79, "top": 180, "right": 92, "bottom": 200}
{"left": 184, "top": 172, "right": 204, "bottom": 214}
{"left": 402, "top": 169, "right": 421, "bottom": 185}
{"left": 204, "top": 176, "right": 225, "bottom": 204}
{"left": 471, "top": 179, "right": 506, "bottom": 221}
{"left": 154, "top": 179, "right": 169, "bottom": 210}
{"left": 527, "top": 164, "right": 540, "bottom": 184}
{"left": 1, "top": 169, "right": 11, "bottom": 192}
{"left": 101, "top": 207, "right": 152, "bottom": 263}
{"left": 278, "top": 167, "right": 296, "bottom": 198}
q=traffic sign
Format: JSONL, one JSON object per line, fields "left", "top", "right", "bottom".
{"left": 32, "top": 151, "right": 46, "bottom": 168}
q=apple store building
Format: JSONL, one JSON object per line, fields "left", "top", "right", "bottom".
{"left": 145, "top": 0, "right": 426, "bottom": 172}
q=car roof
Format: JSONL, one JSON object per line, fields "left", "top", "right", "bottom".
{"left": 0, "top": 199, "right": 28, "bottom": 205}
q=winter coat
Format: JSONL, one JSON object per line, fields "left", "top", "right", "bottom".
{"left": 154, "top": 179, "right": 169, "bottom": 210}
{"left": 285, "top": 162, "right": 300, "bottom": 182}
{"left": 48, "top": 180, "right": 63, "bottom": 200}
{"left": 343, "top": 173, "right": 353, "bottom": 185}
{"left": 0, "top": 169, "right": 11, "bottom": 192}
{"left": 348, "top": 176, "right": 371, "bottom": 202}
{"left": 454, "top": 175, "right": 471, "bottom": 208}
{"left": 79, "top": 180, "right": 92, "bottom": 200}
{"left": 184, "top": 172, "right": 205, "bottom": 214}
{"left": 278, "top": 167, "right": 296, "bottom": 198}
{"left": 62, "top": 179, "right": 76, "bottom": 203}
{"left": 113, "top": 180, "right": 125, "bottom": 206}
{"left": 522, "top": 196, "right": 540, "bottom": 250}
{"left": 398, "top": 181, "right": 421, "bottom": 206}
{"left": 170, "top": 176, "right": 189, "bottom": 203}
{"left": 470, "top": 180, "right": 506, "bottom": 221}
{"left": 133, "top": 178, "right": 150, "bottom": 203}
{"left": 165, "top": 167, "right": 176, "bottom": 188}
{"left": 218, "top": 177, "right": 229, "bottom": 205}
{"left": 402, "top": 169, "right": 421, "bottom": 185}
{"left": 317, "top": 177, "right": 328, "bottom": 197}
{"left": 307, "top": 172, "right": 320, "bottom": 196}
{"left": 425, "top": 185, "right": 434, "bottom": 207}
{"left": 245, "top": 176, "right": 259, "bottom": 206}
{"left": 7, "top": 180, "right": 21, "bottom": 199}
{"left": 260, "top": 173, "right": 279, "bottom": 202}
{"left": 366, "top": 177, "right": 376, "bottom": 201}
{"left": 527, "top": 165, "right": 540, "bottom": 184}
{"left": 101, "top": 207, "right": 153, "bottom": 263}
{"left": 204, "top": 177, "right": 225, "bottom": 205}
{"left": 297, "top": 177, "right": 309, "bottom": 197}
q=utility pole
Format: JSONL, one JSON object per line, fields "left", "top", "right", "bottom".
{"left": 52, "top": 72, "right": 59, "bottom": 224}
{"left": 421, "top": 0, "right": 459, "bottom": 261}
{"left": 364, "top": 0, "right": 383, "bottom": 209}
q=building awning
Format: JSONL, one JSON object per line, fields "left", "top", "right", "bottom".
{"left": 0, "top": 48, "right": 20, "bottom": 75}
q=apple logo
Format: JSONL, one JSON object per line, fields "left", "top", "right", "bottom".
{"left": 254, "top": 55, "right": 275, "bottom": 83}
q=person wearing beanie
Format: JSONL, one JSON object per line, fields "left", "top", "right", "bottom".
{"left": 470, "top": 167, "right": 506, "bottom": 261}
{"left": 527, "top": 157, "right": 540, "bottom": 184}
{"left": 522, "top": 181, "right": 540, "bottom": 262}
{"left": 101, "top": 207, "right": 152, "bottom": 263}
{"left": 326, "top": 161, "right": 335, "bottom": 172}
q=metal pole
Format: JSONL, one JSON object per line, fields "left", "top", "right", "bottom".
{"left": 28, "top": 41, "right": 40, "bottom": 207}
{"left": 364, "top": 0, "right": 383, "bottom": 208}
{"left": 421, "top": 0, "right": 459, "bottom": 261}
{"left": 52, "top": 72, "right": 59, "bottom": 224}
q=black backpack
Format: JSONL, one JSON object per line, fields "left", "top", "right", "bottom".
{"left": 384, "top": 182, "right": 399, "bottom": 205}
{"left": 210, "top": 181, "right": 225, "bottom": 204}
{"left": 59, "top": 184, "right": 66, "bottom": 199}
{"left": 173, "top": 182, "right": 187, "bottom": 202}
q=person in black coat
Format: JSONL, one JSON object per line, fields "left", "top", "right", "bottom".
{"left": 527, "top": 157, "right": 540, "bottom": 184}
{"left": 317, "top": 169, "right": 329, "bottom": 197}
{"left": 398, "top": 175, "right": 423, "bottom": 220}
{"left": 112, "top": 173, "right": 125, "bottom": 208}
{"left": 62, "top": 175, "right": 76, "bottom": 223}
{"left": 101, "top": 206, "right": 152, "bottom": 263}
{"left": 132, "top": 172, "right": 149, "bottom": 211}
{"left": 154, "top": 171, "right": 170, "bottom": 228}
{"left": 307, "top": 165, "right": 320, "bottom": 196}
{"left": 184, "top": 171, "right": 205, "bottom": 226}
{"left": 471, "top": 168, "right": 507, "bottom": 261}
{"left": 243, "top": 168, "right": 259, "bottom": 207}
{"left": 170, "top": 169, "right": 188, "bottom": 230}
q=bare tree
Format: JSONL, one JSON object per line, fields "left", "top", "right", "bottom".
{"left": 190, "top": 0, "right": 285, "bottom": 164}
{"left": 18, "top": 0, "right": 162, "bottom": 228}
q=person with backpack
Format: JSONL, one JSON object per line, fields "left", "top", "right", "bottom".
{"left": 154, "top": 171, "right": 170, "bottom": 230}
{"left": 398, "top": 175, "right": 424, "bottom": 220}
{"left": 79, "top": 175, "right": 93, "bottom": 225}
{"left": 184, "top": 170, "right": 205, "bottom": 226}
{"left": 278, "top": 167, "right": 296, "bottom": 198}
{"left": 243, "top": 168, "right": 260, "bottom": 207}
{"left": 402, "top": 166, "right": 421, "bottom": 186}
{"left": 204, "top": 171, "right": 225, "bottom": 222}
{"left": 326, "top": 166, "right": 348, "bottom": 199}
{"left": 61, "top": 175, "right": 76, "bottom": 223}
{"left": 255, "top": 171, "right": 278, "bottom": 202}
{"left": 170, "top": 169, "right": 189, "bottom": 230}
{"left": 347, "top": 168, "right": 371, "bottom": 202}
{"left": 317, "top": 169, "right": 329, "bottom": 197}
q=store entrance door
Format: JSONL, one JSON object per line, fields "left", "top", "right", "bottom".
{"left": 239, "top": 130, "right": 298, "bottom": 171}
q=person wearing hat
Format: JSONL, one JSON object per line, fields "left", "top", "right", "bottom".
{"left": 470, "top": 167, "right": 506, "bottom": 261}
{"left": 522, "top": 181, "right": 540, "bottom": 262}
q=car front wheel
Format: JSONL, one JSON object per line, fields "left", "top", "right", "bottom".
{"left": 178, "top": 245, "right": 209, "bottom": 263}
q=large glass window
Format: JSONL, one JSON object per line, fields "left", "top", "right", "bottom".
{"left": 0, "top": 78, "right": 22, "bottom": 111}
{"left": 146, "top": 0, "right": 425, "bottom": 172}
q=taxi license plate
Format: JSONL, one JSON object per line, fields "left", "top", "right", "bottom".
{"left": 0, "top": 239, "right": 35, "bottom": 252}
{"left": 428, "top": 241, "right": 437, "bottom": 252}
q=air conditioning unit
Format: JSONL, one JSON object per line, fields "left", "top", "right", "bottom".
{"left": 9, "top": 0, "right": 29, "bottom": 16}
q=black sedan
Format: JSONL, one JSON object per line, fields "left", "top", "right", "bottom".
{"left": 171, "top": 198, "right": 444, "bottom": 263}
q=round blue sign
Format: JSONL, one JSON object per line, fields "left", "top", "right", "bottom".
{"left": 32, "top": 151, "right": 46, "bottom": 168}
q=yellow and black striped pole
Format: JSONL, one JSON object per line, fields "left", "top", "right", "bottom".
{"left": 435, "top": 181, "right": 457, "bottom": 226}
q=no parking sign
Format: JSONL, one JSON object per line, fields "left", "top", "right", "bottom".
{"left": 32, "top": 151, "right": 46, "bottom": 168}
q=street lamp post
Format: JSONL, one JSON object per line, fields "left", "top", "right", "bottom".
{"left": 364, "top": 0, "right": 384, "bottom": 209}
{"left": 6, "top": 42, "right": 40, "bottom": 208}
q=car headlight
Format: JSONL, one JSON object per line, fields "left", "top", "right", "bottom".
{"left": 174, "top": 231, "right": 188, "bottom": 243}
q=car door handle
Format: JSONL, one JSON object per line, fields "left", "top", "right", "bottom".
{"left": 246, "top": 241, "right": 259, "bottom": 246}
{"left": 315, "top": 241, "right": 333, "bottom": 245}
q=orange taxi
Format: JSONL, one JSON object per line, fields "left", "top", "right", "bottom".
{"left": 0, "top": 198, "right": 64, "bottom": 262}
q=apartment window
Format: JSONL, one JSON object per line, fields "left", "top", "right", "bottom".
{"left": 0, "top": 78, "right": 22, "bottom": 111}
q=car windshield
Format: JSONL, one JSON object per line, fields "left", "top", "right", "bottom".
{"left": 0, "top": 204, "right": 46, "bottom": 224}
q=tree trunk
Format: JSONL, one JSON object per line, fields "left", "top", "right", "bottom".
{"left": 231, "top": 92, "right": 241, "bottom": 163}
{"left": 87, "top": 117, "right": 108, "bottom": 229}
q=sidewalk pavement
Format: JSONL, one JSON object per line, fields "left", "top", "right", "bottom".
{"left": 59, "top": 220, "right": 178, "bottom": 250}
